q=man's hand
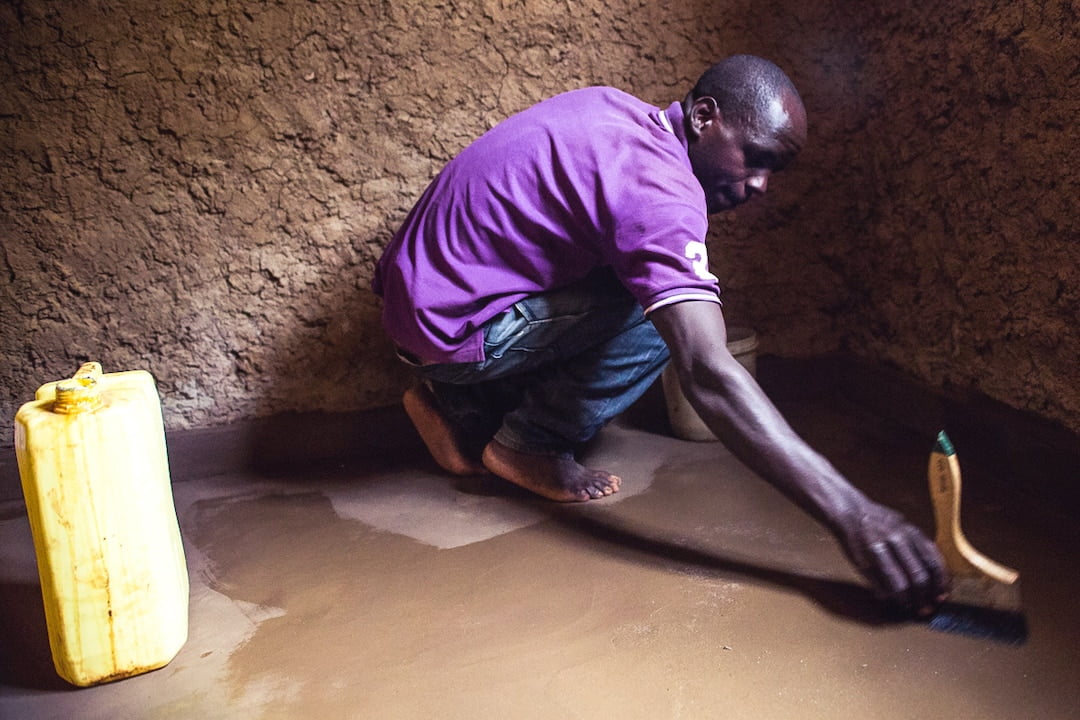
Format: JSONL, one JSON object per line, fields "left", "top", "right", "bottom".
{"left": 835, "top": 500, "right": 950, "bottom": 616}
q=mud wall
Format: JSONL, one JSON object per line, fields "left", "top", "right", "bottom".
{"left": 719, "top": 1, "right": 1080, "bottom": 438}
{"left": 2, "top": 0, "right": 1077, "bottom": 447}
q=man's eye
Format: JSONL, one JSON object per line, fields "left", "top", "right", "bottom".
{"left": 745, "top": 149, "right": 777, "bottom": 168}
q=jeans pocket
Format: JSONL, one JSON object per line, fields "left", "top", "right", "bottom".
{"left": 482, "top": 305, "right": 530, "bottom": 359}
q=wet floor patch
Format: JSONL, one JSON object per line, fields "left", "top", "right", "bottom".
{"left": 2, "top": 414, "right": 1079, "bottom": 719}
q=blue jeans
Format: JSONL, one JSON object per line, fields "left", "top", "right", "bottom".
{"left": 410, "top": 269, "right": 670, "bottom": 458}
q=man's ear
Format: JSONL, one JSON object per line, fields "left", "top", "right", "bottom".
{"left": 687, "top": 96, "right": 722, "bottom": 140}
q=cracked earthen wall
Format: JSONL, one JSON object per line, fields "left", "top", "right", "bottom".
{"left": 2, "top": 0, "right": 1077, "bottom": 448}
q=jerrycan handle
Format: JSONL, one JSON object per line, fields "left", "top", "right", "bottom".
{"left": 53, "top": 362, "right": 105, "bottom": 415}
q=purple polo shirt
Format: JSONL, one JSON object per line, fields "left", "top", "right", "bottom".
{"left": 373, "top": 86, "right": 721, "bottom": 364}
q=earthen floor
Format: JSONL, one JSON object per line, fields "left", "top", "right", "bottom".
{"left": 1, "top": 396, "right": 1078, "bottom": 719}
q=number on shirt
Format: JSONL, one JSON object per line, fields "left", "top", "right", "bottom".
{"left": 685, "top": 241, "right": 719, "bottom": 282}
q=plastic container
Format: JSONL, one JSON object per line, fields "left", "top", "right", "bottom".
{"left": 663, "top": 327, "right": 759, "bottom": 442}
{"left": 14, "top": 362, "right": 189, "bottom": 686}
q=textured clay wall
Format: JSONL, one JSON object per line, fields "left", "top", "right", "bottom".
{"left": 726, "top": 2, "right": 1079, "bottom": 436}
{"left": 838, "top": 3, "right": 1079, "bottom": 435}
{"left": 2, "top": 0, "right": 1078, "bottom": 447}
{"left": 0, "top": 0, "right": 733, "bottom": 446}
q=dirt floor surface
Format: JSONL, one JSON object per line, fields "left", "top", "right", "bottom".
{"left": 1, "top": 394, "right": 1078, "bottom": 719}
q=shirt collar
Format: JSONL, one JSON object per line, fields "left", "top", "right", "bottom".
{"left": 657, "top": 100, "right": 690, "bottom": 153}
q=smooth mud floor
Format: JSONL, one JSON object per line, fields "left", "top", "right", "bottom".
{"left": 1, "top": 395, "right": 1078, "bottom": 719}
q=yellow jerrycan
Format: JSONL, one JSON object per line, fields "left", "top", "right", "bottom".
{"left": 13, "top": 362, "right": 189, "bottom": 686}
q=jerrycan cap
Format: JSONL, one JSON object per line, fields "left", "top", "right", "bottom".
{"left": 53, "top": 362, "right": 105, "bottom": 414}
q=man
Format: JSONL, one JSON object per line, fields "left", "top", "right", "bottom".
{"left": 374, "top": 55, "right": 948, "bottom": 614}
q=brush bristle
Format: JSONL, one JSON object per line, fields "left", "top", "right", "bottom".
{"left": 927, "top": 575, "right": 1027, "bottom": 645}
{"left": 928, "top": 603, "right": 1028, "bottom": 645}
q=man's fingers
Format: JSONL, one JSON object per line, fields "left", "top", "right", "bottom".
{"left": 890, "top": 535, "right": 933, "bottom": 611}
{"left": 868, "top": 532, "right": 950, "bottom": 615}
{"left": 842, "top": 502, "right": 951, "bottom": 615}
{"left": 867, "top": 540, "right": 909, "bottom": 606}
{"left": 910, "top": 533, "right": 950, "bottom": 610}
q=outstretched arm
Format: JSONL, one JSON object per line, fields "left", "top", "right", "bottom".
{"left": 650, "top": 299, "right": 948, "bottom": 614}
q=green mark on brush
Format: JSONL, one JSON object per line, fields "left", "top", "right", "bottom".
{"left": 935, "top": 430, "right": 955, "bottom": 456}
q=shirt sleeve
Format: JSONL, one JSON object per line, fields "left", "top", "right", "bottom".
{"left": 602, "top": 135, "right": 722, "bottom": 314}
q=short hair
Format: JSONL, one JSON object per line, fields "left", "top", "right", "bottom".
{"left": 692, "top": 55, "right": 802, "bottom": 132}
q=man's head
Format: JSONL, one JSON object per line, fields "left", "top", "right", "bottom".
{"left": 683, "top": 55, "right": 807, "bottom": 213}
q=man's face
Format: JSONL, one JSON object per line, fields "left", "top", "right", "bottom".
{"left": 686, "top": 94, "right": 806, "bottom": 214}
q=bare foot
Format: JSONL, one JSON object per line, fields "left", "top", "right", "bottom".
{"left": 402, "top": 385, "right": 486, "bottom": 476}
{"left": 481, "top": 439, "right": 621, "bottom": 502}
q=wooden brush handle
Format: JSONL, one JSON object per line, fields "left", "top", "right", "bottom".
{"left": 929, "top": 443, "right": 1019, "bottom": 584}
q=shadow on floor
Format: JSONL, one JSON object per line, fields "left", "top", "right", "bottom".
{"left": 547, "top": 506, "right": 896, "bottom": 626}
{"left": 0, "top": 582, "right": 71, "bottom": 692}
